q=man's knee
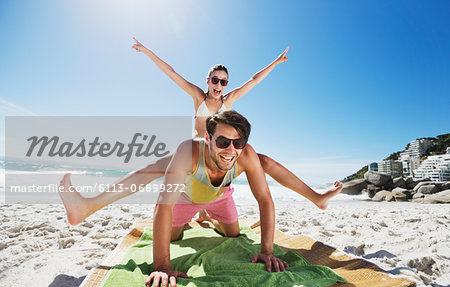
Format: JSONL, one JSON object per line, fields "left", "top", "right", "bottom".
{"left": 221, "top": 222, "right": 240, "bottom": 238}
{"left": 170, "top": 227, "right": 183, "bottom": 241}
{"left": 224, "top": 230, "right": 240, "bottom": 237}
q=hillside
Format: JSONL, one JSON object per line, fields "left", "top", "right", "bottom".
{"left": 345, "top": 133, "right": 450, "bottom": 181}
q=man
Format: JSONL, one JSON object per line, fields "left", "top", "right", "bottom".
{"left": 147, "top": 110, "right": 288, "bottom": 287}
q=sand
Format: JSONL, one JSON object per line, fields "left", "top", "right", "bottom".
{"left": 0, "top": 184, "right": 449, "bottom": 286}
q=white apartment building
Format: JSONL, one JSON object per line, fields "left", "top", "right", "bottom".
{"left": 378, "top": 160, "right": 403, "bottom": 178}
{"left": 400, "top": 139, "right": 432, "bottom": 159}
{"left": 368, "top": 162, "right": 378, "bottom": 172}
{"left": 401, "top": 157, "right": 421, "bottom": 175}
{"left": 399, "top": 139, "right": 433, "bottom": 174}
{"left": 413, "top": 152, "right": 450, "bottom": 182}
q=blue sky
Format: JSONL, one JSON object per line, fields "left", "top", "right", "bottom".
{"left": 1, "top": 0, "right": 449, "bottom": 185}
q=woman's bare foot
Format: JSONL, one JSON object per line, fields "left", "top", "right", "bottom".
{"left": 196, "top": 210, "right": 212, "bottom": 223}
{"left": 315, "top": 180, "right": 343, "bottom": 210}
{"left": 59, "top": 173, "right": 92, "bottom": 225}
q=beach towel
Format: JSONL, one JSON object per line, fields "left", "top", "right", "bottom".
{"left": 82, "top": 220, "right": 415, "bottom": 287}
{"left": 100, "top": 224, "right": 345, "bottom": 287}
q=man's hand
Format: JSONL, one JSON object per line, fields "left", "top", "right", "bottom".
{"left": 145, "top": 270, "right": 189, "bottom": 287}
{"left": 252, "top": 253, "right": 289, "bottom": 272}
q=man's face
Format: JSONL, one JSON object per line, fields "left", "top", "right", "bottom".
{"left": 207, "top": 123, "right": 244, "bottom": 171}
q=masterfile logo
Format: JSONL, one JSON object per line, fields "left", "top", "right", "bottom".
{"left": 25, "top": 133, "right": 170, "bottom": 163}
{"left": 5, "top": 116, "right": 192, "bottom": 204}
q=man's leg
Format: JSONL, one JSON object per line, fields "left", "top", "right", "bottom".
{"left": 170, "top": 226, "right": 184, "bottom": 242}
{"left": 204, "top": 187, "right": 240, "bottom": 237}
{"left": 171, "top": 198, "right": 204, "bottom": 238}
{"left": 59, "top": 155, "right": 173, "bottom": 225}
{"left": 211, "top": 219, "right": 240, "bottom": 237}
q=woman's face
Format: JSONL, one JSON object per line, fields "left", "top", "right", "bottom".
{"left": 207, "top": 70, "right": 228, "bottom": 98}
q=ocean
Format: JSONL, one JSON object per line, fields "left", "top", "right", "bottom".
{"left": 0, "top": 159, "right": 367, "bottom": 205}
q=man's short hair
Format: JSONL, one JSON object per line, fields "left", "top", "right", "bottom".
{"left": 206, "top": 110, "right": 251, "bottom": 141}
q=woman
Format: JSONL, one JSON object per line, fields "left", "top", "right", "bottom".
{"left": 59, "top": 38, "right": 342, "bottom": 225}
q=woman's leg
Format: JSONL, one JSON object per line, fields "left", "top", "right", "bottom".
{"left": 258, "top": 154, "right": 343, "bottom": 210}
{"left": 59, "top": 155, "right": 173, "bottom": 225}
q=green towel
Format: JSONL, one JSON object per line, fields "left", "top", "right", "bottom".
{"left": 100, "top": 225, "right": 345, "bottom": 287}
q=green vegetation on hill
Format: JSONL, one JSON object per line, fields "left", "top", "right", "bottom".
{"left": 426, "top": 133, "right": 450, "bottom": 155}
{"left": 380, "top": 133, "right": 450, "bottom": 162}
{"left": 344, "top": 133, "right": 449, "bottom": 181}
{"left": 384, "top": 151, "right": 401, "bottom": 161}
{"left": 354, "top": 165, "right": 368, "bottom": 179}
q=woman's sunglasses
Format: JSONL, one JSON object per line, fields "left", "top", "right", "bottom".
{"left": 209, "top": 134, "right": 247, "bottom": 149}
{"left": 209, "top": 77, "right": 228, "bottom": 86}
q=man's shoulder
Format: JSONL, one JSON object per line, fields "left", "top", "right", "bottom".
{"left": 236, "top": 143, "right": 258, "bottom": 168}
{"left": 175, "top": 139, "right": 201, "bottom": 163}
{"left": 241, "top": 143, "right": 257, "bottom": 156}
{"left": 177, "top": 139, "right": 201, "bottom": 151}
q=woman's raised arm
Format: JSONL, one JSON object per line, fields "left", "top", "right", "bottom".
{"left": 132, "top": 37, "right": 204, "bottom": 104}
{"left": 225, "top": 47, "right": 289, "bottom": 105}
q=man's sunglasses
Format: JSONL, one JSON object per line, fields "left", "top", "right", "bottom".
{"left": 209, "top": 77, "right": 228, "bottom": 86}
{"left": 209, "top": 134, "right": 247, "bottom": 149}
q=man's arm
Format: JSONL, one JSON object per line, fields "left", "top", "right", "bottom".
{"left": 238, "top": 144, "right": 289, "bottom": 272}
{"left": 146, "top": 140, "right": 193, "bottom": 286}
{"left": 152, "top": 204, "right": 174, "bottom": 272}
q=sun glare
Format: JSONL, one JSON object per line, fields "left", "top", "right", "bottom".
{"left": 81, "top": 0, "right": 192, "bottom": 39}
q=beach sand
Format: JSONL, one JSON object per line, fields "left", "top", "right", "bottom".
{"left": 1, "top": 184, "right": 449, "bottom": 286}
